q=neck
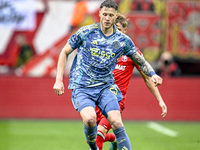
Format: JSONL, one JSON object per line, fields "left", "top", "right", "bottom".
{"left": 100, "top": 25, "right": 114, "bottom": 36}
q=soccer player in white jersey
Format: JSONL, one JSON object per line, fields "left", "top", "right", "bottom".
{"left": 95, "top": 14, "right": 167, "bottom": 150}
{"left": 53, "top": 0, "right": 163, "bottom": 150}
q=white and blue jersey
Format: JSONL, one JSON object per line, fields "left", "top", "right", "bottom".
{"left": 68, "top": 23, "right": 137, "bottom": 89}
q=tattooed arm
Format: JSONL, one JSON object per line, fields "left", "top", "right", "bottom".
{"left": 130, "top": 52, "right": 163, "bottom": 86}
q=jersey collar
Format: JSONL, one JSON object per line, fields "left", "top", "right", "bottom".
{"left": 98, "top": 23, "right": 117, "bottom": 39}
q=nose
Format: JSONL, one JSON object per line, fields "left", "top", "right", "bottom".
{"left": 105, "top": 15, "right": 110, "bottom": 20}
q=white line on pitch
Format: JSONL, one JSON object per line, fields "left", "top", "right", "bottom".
{"left": 147, "top": 122, "right": 178, "bottom": 137}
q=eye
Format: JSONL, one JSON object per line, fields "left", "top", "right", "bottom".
{"left": 103, "top": 13, "right": 107, "bottom": 16}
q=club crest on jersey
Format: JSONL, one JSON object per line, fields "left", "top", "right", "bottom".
{"left": 122, "top": 56, "right": 128, "bottom": 62}
{"left": 112, "top": 41, "right": 120, "bottom": 50}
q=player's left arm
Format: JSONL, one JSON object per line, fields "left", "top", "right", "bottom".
{"left": 130, "top": 52, "right": 162, "bottom": 86}
{"left": 139, "top": 70, "right": 167, "bottom": 118}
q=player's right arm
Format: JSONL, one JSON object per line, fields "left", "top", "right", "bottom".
{"left": 53, "top": 43, "right": 74, "bottom": 96}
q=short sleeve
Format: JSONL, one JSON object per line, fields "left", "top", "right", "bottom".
{"left": 68, "top": 26, "right": 87, "bottom": 50}
{"left": 123, "top": 37, "right": 137, "bottom": 57}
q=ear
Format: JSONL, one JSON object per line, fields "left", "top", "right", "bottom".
{"left": 124, "top": 27, "right": 128, "bottom": 33}
{"left": 116, "top": 12, "right": 119, "bottom": 18}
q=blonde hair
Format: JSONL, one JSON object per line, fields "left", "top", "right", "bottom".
{"left": 115, "top": 14, "right": 128, "bottom": 28}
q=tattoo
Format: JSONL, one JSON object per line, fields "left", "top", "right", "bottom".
{"left": 130, "top": 52, "right": 154, "bottom": 77}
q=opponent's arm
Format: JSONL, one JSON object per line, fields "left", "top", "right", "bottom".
{"left": 53, "top": 43, "right": 74, "bottom": 96}
{"left": 139, "top": 70, "right": 167, "bottom": 118}
{"left": 130, "top": 52, "right": 163, "bottom": 86}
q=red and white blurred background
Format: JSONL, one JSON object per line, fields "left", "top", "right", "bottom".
{"left": 0, "top": 0, "right": 200, "bottom": 121}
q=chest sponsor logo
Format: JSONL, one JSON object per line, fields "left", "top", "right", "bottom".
{"left": 115, "top": 64, "right": 126, "bottom": 71}
{"left": 91, "top": 48, "right": 115, "bottom": 59}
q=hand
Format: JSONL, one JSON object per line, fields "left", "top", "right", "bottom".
{"left": 159, "top": 101, "right": 167, "bottom": 118}
{"left": 53, "top": 81, "right": 64, "bottom": 96}
{"left": 152, "top": 74, "right": 163, "bottom": 86}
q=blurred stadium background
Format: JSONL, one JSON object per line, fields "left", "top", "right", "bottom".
{"left": 0, "top": 0, "right": 200, "bottom": 150}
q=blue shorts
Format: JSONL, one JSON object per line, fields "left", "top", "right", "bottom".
{"left": 71, "top": 83, "right": 123, "bottom": 118}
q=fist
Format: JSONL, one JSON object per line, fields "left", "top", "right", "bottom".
{"left": 53, "top": 81, "right": 64, "bottom": 96}
{"left": 152, "top": 74, "right": 163, "bottom": 86}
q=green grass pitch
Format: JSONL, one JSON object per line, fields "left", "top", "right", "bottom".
{"left": 0, "top": 120, "right": 199, "bottom": 150}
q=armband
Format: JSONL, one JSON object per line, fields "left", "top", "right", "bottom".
{"left": 150, "top": 71, "right": 157, "bottom": 77}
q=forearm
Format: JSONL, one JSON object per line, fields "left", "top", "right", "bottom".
{"left": 139, "top": 71, "right": 167, "bottom": 117}
{"left": 130, "top": 52, "right": 156, "bottom": 77}
{"left": 56, "top": 50, "right": 68, "bottom": 82}
{"left": 55, "top": 42, "right": 73, "bottom": 82}
{"left": 139, "top": 71, "right": 163, "bottom": 102}
{"left": 146, "top": 79, "right": 167, "bottom": 118}
{"left": 144, "top": 77, "right": 163, "bottom": 102}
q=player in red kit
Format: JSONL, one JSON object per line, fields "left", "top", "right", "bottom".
{"left": 95, "top": 14, "right": 167, "bottom": 150}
